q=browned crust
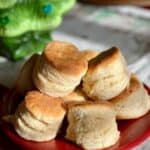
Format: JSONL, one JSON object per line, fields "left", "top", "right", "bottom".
{"left": 24, "top": 91, "right": 65, "bottom": 118}
{"left": 66, "top": 100, "right": 113, "bottom": 110}
{"left": 81, "top": 50, "right": 99, "bottom": 61}
{"left": 89, "top": 47, "right": 120, "bottom": 71}
{"left": 43, "top": 41, "right": 88, "bottom": 75}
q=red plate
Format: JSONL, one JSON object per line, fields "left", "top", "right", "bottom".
{"left": 0, "top": 84, "right": 150, "bottom": 150}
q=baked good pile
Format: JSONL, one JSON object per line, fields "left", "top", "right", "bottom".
{"left": 4, "top": 41, "right": 150, "bottom": 149}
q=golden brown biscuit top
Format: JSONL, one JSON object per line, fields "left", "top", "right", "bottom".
{"left": 63, "top": 91, "right": 83, "bottom": 102}
{"left": 66, "top": 101, "right": 115, "bottom": 118}
{"left": 88, "top": 47, "right": 120, "bottom": 71}
{"left": 43, "top": 41, "right": 88, "bottom": 75}
{"left": 63, "top": 87, "right": 87, "bottom": 101}
{"left": 81, "top": 50, "right": 99, "bottom": 61}
{"left": 110, "top": 74, "right": 142, "bottom": 103}
{"left": 67, "top": 100, "right": 113, "bottom": 111}
{"left": 24, "top": 91, "right": 65, "bottom": 119}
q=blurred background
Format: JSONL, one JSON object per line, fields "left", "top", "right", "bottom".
{"left": 0, "top": 0, "right": 150, "bottom": 86}
{"left": 53, "top": 1, "right": 150, "bottom": 86}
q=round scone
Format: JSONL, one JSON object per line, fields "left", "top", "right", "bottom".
{"left": 62, "top": 86, "right": 87, "bottom": 103}
{"left": 83, "top": 47, "right": 130, "bottom": 100}
{"left": 65, "top": 101, "right": 120, "bottom": 150}
{"left": 81, "top": 49, "right": 99, "bottom": 61}
{"left": 33, "top": 41, "right": 88, "bottom": 97}
{"left": 14, "top": 91, "right": 66, "bottom": 142}
{"left": 110, "top": 74, "right": 150, "bottom": 119}
{"left": 15, "top": 54, "right": 39, "bottom": 95}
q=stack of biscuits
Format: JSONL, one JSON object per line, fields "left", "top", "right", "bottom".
{"left": 4, "top": 41, "right": 150, "bottom": 150}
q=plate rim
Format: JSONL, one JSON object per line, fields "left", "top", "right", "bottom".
{"left": 0, "top": 84, "right": 150, "bottom": 150}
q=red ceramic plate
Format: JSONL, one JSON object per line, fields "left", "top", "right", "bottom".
{"left": 0, "top": 84, "right": 150, "bottom": 150}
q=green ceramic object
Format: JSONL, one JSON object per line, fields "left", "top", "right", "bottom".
{"left": 0, "top": 0, "right": 17, "bottom": 9}
{"left": 0, "top": 0, "right": 75, "bottom": 60}
{"left": 0, "top": 31, "right": 52, "bottom": 60}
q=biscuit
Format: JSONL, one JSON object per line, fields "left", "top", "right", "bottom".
{"left": 14, "top": 91, "right": 66, "bottom": 141}
{"left": 83, "top": 47, "right": 130, "bottom": 100}
{"left": 110, "top": 74, "right": 150, "bottom": 119}
{"left": 62, "top": 87, "right": 87, "bottom": 103}
{"left": 33, "top": 41, "right": 88, "bottom": 97}
{"left": 15, "top": 54, "right": 39, "bottom": 95}
{"left": 66, "top": 101, "right": 120, "bottom": 149}
{"left": 81, "top": 49, "right": 99, "bottom": 61}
